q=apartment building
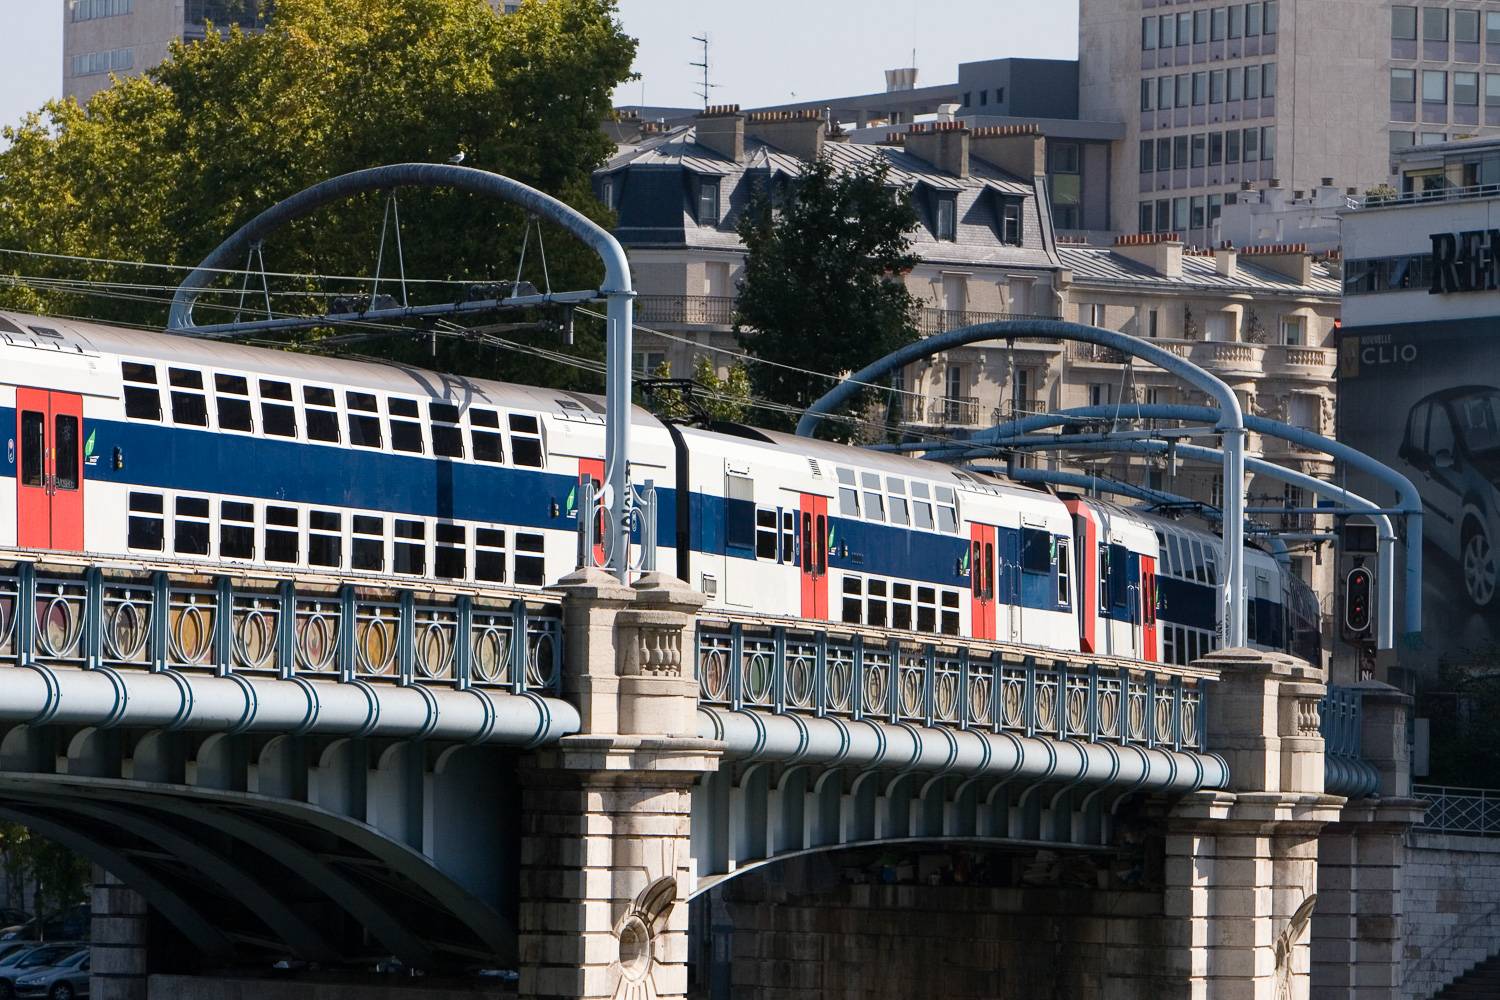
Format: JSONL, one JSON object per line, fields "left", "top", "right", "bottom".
{"left": 598, "top": 110, "right": 1340, "bottom": 599}
{"left": 1079, "top": 0, "right": 1500, "bottom": 245}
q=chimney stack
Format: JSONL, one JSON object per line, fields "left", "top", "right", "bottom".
{"left": 903, "top": 121, "right": 970, "bottom": 178}
{"left": 744, "top": 109, "right": 826, "bottom": 162}
{"left": 1213, "top": 242, "right": 1239, "bottom": 279}
{"left": 969, "top": 123, "right": 1045, "bottom": 178}
{"left": 1241, "top": 242, "right": 1312, "bottom": 283}
{"left": 696, "top": 104, "right": 744, "bottom": 162}
{"left": 1113, "top": 232, "right": 1184, "bottom": 279}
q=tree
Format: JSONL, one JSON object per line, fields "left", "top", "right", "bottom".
{"left": 642, "top": 355, "right": 752, "bottom": 424}
{"left": 0, "top": 0, "right": 636, "bottom": 389}
{"left": 734, "top": 156, "right": 920, "bottom": 440}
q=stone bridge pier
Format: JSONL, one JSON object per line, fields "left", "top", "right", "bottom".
{"left": 514, "top": 572, "right": 1359, "bottom": 1000}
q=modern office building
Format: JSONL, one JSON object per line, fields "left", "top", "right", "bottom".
{"left": 1079, "top": 0, "right": 1500, "bottom": 246}
{"left": 63, "top": 0, "right": 518, "bottom": 104}
{"left": 1338, "top": 135, "right": 1500, "bottom": 680}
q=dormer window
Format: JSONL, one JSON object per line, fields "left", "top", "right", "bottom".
{"left": 696, "top": 177, "right": 720, "bottom": 225}
{"left": 1000, "top": 201, "right": 1023, "bottom": 245}
{"left": 601, "top": 175, "right": 615, "bottom": 210}
{"left": 935, "top": 196, "right": 957, "bottom": 241}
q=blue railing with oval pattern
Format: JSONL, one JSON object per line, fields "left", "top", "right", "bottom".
{"left": 0, "top": 559, "right": 561, "bottom": 694}
{"left": 695, "top": 620, "right": 1207, "bottom": 753}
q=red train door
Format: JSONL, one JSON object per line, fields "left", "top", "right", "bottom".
{"left": 798, "top": 494, "right": 828, "bottom": 619}
{"left": 1140, "top": 556, "right": 1159, "bottom": 662}
{"left": 16, "top": 388, "right": 85, "bottom": 552}
{"left": 969, "top": 523, "right": 997, "bottom": 640}
{"left": 578, "top": 457, "right": 606, "bottom": 569}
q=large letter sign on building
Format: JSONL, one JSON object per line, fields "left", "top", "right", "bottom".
{"left": 1430, "top": 230, "right": 1500, "bottom": 294}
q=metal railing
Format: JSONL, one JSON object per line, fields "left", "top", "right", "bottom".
{"left": 634, "top": 294, "right": 736, "bottom": 327}
{"left": 696, "top": 619, "right": 1207, "bottom": 752}
{"left": 1320, "top": 685, "right": 1363, "bottom": 759}
{"left": 916, "top": 308, "right": 1062, "bottom": 334}
{"left": 1414, "top": 785, "right": 1500, "bottom": 836}
{"left": 1359, "top": 182, "right": 1500, "bottom": 210}
{"left": 0, "top": 557, "right": 562, "bottom": 693}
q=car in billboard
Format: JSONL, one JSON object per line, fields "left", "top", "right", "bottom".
{"left": 1398, "top": 384, "right": 1500, "bottom": 607}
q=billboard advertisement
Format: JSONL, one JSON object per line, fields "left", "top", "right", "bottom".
{"left": 1338, "top": 316, "right": 1500, "bottom": 674}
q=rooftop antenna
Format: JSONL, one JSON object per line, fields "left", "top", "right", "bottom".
{"left": 691, "top": 32, "right": 718, "bottom": 108}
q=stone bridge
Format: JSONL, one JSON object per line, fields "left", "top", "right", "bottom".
{"left": 0, "top": 555, "right": 1428, "bottom": 999}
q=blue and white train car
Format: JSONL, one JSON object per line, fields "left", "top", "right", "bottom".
{"left": 0, "top": 311, "right": 677, "bottom": 590}
{"left": 671, "top": 425, "right": 1080, "bottom": 651}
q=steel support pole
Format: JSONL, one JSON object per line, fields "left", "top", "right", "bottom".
{"left": 603, "top": 288, "right": 634, "bottom": 581}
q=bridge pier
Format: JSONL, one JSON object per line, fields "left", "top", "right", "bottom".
{"left": 90, "top": 868, "right": 148, "bottom": 1000}
{"left": 1163, "top": 649, "right": 1342, "bottom": 1000}
{"left": 519, "top": 570, "right": 721, "bottom": 1000}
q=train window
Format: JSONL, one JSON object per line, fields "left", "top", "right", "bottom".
{"left": 725, "top": 476, "right": 755, "bottom": 553}
{"left": 1109, "top": 544, "right": 1130, "bottom": 609}
{"left": 265, "top": 506, "right": 299, "bottom": 563}
{"left": 220, "top": 501, "right": 254, "bottom": 559}
{"left": 54, "top": 415, "right": 78, "bottom": 491}
{"left": 430, "top": 403, "right": 464, "bottom": 459}
{"left": 394, "top": 520, "right": 426, "bottom": 575}
{"left": 470, "top": 408, "right": 503, "bottom": 463}
{"left": 435, "top": 523, "right": 467, "bottom": 579}
{"left": 861, "top": 472, "right": 885, "bottom": 522}
{"left": 509, "top": 414, "right": 544, "bottom": 468}
{"left": 389, "top": 399, "right": 424, "bottom": 454}
{"left": 122, "top": 363, "right": 162, "bottom": 421}
{"left": 842, "top": 576, "right": 863, "bottom": 624}
{"left": 259, "top": 381, "right": 297, "bottom": 439}
{"left": 1164, "top": 627, "right": 1177, "bottom": 665}
{"left": 889, "top": 495, "right": 910, "bottom": 526}
{"left": 1164, "top": 534, "right": 1180, "bottom": 578}
{"left": 1189, "top": 539, "right": 1207, "bottom": 583}
{"left": 934, "top": 486, "right": 958, "bottom": 533}
{"left": 19, "top": 412, "right": 43, "bottom": 487}
{"left": 304, "top": 387, "right": 340, "bottom": 443}
{"left": 352, "top": 515, "right": 384, "bottom": 571}
{"left": 780, "top": 511, "right": 796, "bottom": 563}
{"left": 515, "top": 532, "right": 546, "bottom": 585}
{"left": 756, "top": 510, "right": 779, "bottom": 560}
{"left": 346, "top": 392, "right": 383, "bottom": 448}
{"left": 127, "top": 492, "right": 164, "bottom": 551}
{"left": 309, "top": 510, "right": 342, "bottom": 568}
{"left": 917, "top": 586, "right": 937, "bottom": 632}
{"left": 913, "top": 497, "right": 934, "bottom": 530}
{"left": 835, "top": 468, "right": 859, "bottom": 517}
{"left": 814, "top": 514, "right": 828, "bottom": 575}
{"left": 475, "top": 527, "right": 507, "bottom": 582}
{"left": 168, "top": 369, "right": 208, "bottom": 426}
{"left": 173, "top": 496, "right": 210, "bottom": 555}
{"left": 1143, "top": 572, "right": 1155, "bottom": 624}
{"left": 867, "top": 578, "right": 888, "bottom": 628}
{"left": 1099, "top": 548, "right": 1109, "bottom": 609}
{"left": 941, "top": 590, "right": 961, "bottom": 635}
{"left": 1203, "top": 548, "right": 1218, "bottom": 586}
{"left": 1057, "top": 539, "right": 1071, "bottom": 608}
{"left": 892, "top": 582, "right": 913, "bottom": 630}
{"left": 214, "top": 374, "right": 253, "bottom": 432}
{"left": 1022, "top": 529, "right": 1051, "bottom": 574}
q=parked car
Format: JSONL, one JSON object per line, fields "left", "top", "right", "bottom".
{"left": 0, "top": 945, "right": 84, "bottom": 1000}
{"left": 0, "top": 907, "right": 88, "bottom": 944}
{"left": 13, "top": 947, "right": 87, "bottom": 1000}
{"left": 0, "top": 917, "right": 31, "bottom": 941}
{"left": 1398, "top": 385, "right": 1500, "bottom": 606}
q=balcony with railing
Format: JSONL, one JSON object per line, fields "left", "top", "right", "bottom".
{"left": 1263, "top": 344, "right": 1335, "bottom": 380}
{"left": 915, "top": 308, "right": 1063, "bottom": 335}
{"left": 899, "top": 395, "right": 983, "bottom": 427}
{"left": 634, "top": 295, "right": 736, "bottom": 328}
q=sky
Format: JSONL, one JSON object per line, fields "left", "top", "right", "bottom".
{"left": 0, "top": 1, "right": 1078, "bottom": 136}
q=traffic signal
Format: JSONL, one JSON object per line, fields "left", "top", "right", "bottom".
{"left": 1345, "top": 566, "right": 1373, "bottom": 635}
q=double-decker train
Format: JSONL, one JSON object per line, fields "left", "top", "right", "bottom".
{"left": 0, "top": 310, "right": 1321, "bottom": 666}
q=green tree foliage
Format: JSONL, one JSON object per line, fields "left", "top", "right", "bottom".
{"left": 734, "top": 155, "right": 920, "bottom": 440}
{"left": 0, "top": 0, "right": 635, "bottom": 389}
{"left": 0, "top": 825, "right": 89, "bottom": 927}
{"left": 642, "top": 355, "right": 751, "bottom": 424}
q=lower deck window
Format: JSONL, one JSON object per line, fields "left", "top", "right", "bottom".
{"left": 220, "top": 501, "right": 254, "bottom": 559}
{"left": 842, "top": 576, "right": 863, "bottom": 624}
{"left": 514, "top": 532, "right": 546, "bottom": 586}
{"left": 435, "top": 523, "right": 467, "bottom": 579}
{"left": 265, "top": 506, "right": 299, "bottom": 563}
{"left": 174, "top": 496, "right": 210, "bottom": 555}
{"left": 476, "top": 528, "right": 507, "bottom": 582}
{"left": 309, "top": 510, "right": 342, "bottom": 568}
{"left": 352, "top": 515, "right": 383, "bottom": 571}
{"left": 941, "top": 590, "right": 960, "bottom": 635}
{"left": 917, "top": 586, "right": 937, "bottom": 633}
{"left": 394, "top": 520, "right": 426, "bottom": 576}
{"left": 127, "top": 492, "right": 164, "bottom": 551}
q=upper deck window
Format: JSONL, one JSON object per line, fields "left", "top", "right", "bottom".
{"left": 304, "top": 386, "right": 340, "bottom": 443}
{"left": 168, "top": 369, "right": 208, "bottom": 426}
{"left": 389, "top": 398, "right": 424, "bottom": 454}
{"left": 347, "top": 392, "right": 382, "bottom": 448}
{"left": 122, "top": 362, "right": 162, "bottom": 421}
{"left": 509, "top": 413, "right": 544, "bottom": 467}
{"left": 214, "top": 374, "right": 253, "bottom": 432}
{"left": 259, "top": 380, "right": 297, "bottom": 438}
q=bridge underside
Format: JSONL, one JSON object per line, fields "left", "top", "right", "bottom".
{"left": 0, "top": 721, "right": 521, "bottom": 972}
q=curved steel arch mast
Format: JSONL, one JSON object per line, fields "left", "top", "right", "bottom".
{"left": 166, "top": 163, "right": 639, "bottom": 581}
{"left": 795, "top": 319, "right": 1253, "bottom": 648}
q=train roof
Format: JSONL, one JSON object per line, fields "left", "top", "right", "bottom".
{"left": 0, "top": 310, "right": 665, "bottom": 428}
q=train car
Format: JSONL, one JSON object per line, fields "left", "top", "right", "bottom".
{"left": 670, "top": 424, "right": 1080, "bottom": 651}
{"left": 1063, "top": 498, "right": 1159, "bottom": 662}
{"left": 1, "top": 308, "right": 1322, "bottom": 668}
{"left": 0, "top": 311, "right": 678, "bottom": 589}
